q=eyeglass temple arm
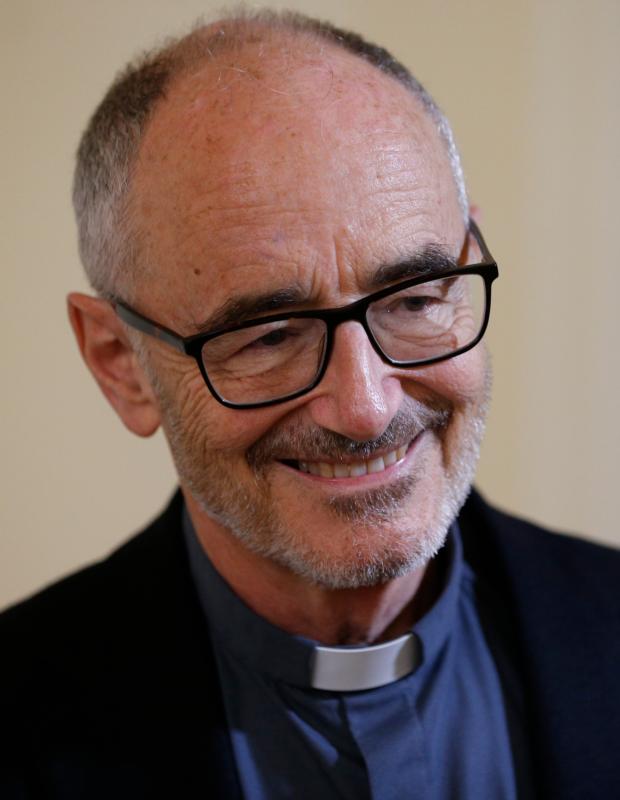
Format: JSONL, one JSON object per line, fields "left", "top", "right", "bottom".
{"left": 468, "top": 218, "right": 495, "bottom": 265}
{"left": 114, "top": 301, "right": 187, "bottom": 353}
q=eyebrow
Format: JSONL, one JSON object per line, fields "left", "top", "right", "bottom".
{"left": 191, "top": 245, "right": 459, "bottom": 334}
{"left": 360, "top": 245, "right": 458, "bottom": 291}
{"left": 191, "top": 286, "right": 307, "bottom": 334}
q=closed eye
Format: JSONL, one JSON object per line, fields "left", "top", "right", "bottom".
{"left": 246, "top": 327, "right": 298, "bottom": 349}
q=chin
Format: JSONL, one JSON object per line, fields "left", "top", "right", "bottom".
{"left": 268, "top": 451, "right": 473, "bottom": 590}
{"left": 215, "top": 473, "right": 460, "bottom": 590}
{"left": 273, "top": 527, "right": 447, "bottom": 590}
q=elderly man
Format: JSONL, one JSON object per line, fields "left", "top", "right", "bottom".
{"left": 2, "top": 10, "right": 619, "bottom": 800}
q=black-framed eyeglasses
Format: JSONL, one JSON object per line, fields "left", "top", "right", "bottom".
{"left": 114, "top": 219, "right": 498, "bottom": 409}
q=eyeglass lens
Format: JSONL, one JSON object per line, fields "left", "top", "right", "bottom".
{"left": 201, "top": 273, "right": 486, "bottom": 405}
{"left": 368, "top": 273, "right": 485, "bottom": 362}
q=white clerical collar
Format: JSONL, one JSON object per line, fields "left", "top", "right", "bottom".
{"left": 183, "top": 505, "right": 460, "bottom": 693}
{"left": 310, "top": 633, "right": 421, "bottom": 691}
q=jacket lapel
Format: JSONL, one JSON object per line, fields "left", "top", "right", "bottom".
{"left": 107, "top": 491, "right": 244, "bottom": 798}
{"left": 460, "top": 491, "right": 620, "bottom": 800}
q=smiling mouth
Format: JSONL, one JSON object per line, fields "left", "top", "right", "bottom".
{"left": 282, "top": 442, "right": 410, "bottom": 478}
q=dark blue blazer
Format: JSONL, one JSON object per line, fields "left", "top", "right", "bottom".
{"left": 1, "top": 490, "right": 619, "bottom": 799}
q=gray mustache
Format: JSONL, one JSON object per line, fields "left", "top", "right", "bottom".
{"left": 247, "top": 401, "right": 451, "bottom": 469}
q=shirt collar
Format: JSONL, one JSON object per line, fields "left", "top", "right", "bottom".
{"left": 183, "top": 506, "right": 464, "bottom": 692}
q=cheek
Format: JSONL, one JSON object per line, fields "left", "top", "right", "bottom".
{"left": 407, "top": 344, "right": 489, "bottom": 407}
{"left": 185, "top": 385, "right": 298, "bottom": 457}
{"left": 156, "top": 348, "right": 310, "bottom": 458}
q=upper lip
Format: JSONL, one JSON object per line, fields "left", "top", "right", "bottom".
{"left": 279, "top": 438, "right": 416, "bottom": 465}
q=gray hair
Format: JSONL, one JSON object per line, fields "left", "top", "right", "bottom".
{"left": 72, "top": 9, "right": 469, "bottom": 301}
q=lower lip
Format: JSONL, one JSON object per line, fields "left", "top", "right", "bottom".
{"left": 279, "top": 431, "right": 427, "bottom": 489}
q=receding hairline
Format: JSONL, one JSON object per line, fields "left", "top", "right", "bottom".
{"left": 134, "top": 27, "right": 444, "bottom": 165}
{"left": 72, "top": 9, "right": 469, "bottom": 302}
{"left": 131, "top": 16, "right": 447, "bottom": 148}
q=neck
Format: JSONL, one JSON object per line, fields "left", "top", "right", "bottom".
{"left": 184, "top": 492, "right": 442, "bottom": 646}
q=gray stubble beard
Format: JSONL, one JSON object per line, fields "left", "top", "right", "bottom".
{"left": 155, "top": 368, "right": 490, "bottom": 590}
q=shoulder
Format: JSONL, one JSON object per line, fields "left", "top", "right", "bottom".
{"left": 460, "top": 492, "right": 620, "bottom": 796}
{"left": 459, "top": 488, "right": 620, "bottom": 645}
{"left": 0, "top": 492, "right": 197, "bottom": 715}
{"left": 461, "top": 488, "right": 620, "bottom": 577}
{"left": 0, "top": 492, "right": 229, "bottom": 795}
{"left": 0, "top": 492, "right": 184, "bottom": 642}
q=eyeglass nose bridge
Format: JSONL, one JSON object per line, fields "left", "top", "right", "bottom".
{"left": 317, "top": 298, "right": 394, "bottom": 379}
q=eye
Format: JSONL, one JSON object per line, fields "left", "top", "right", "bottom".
{"left": 252, "top": 328, "right": 292, "bottom": 348}
{"left": 399, "top": 295, "right": 436, "bottom": 312}
{"left": 384, "top": 293, "right": 440, "bottom": 317}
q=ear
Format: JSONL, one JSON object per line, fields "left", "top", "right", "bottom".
{"left": 67, "top": 293, "right": 161, "bottom": 437}
{"left": 467, "top": 204, "right": 484, "bottom": 261}
{"left": 468, "top": 204, "right": 482, "bottom": 225}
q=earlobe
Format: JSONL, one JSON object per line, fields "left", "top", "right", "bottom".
{"left": 67, "top": 293, "right": 161, "bottom": 437}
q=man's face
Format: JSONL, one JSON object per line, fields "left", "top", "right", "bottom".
{"left": 130, "top": 44, "right": 490, "bottom": 589}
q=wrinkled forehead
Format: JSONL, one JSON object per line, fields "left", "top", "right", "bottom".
{"left": 129, "top": 40, "right": 462, "bottom": 324}
{"left": 139, "top": 39, "right": 432, "bottom": 149}
{"left": 134, "top": 42, "right": 443, "bottom": 195}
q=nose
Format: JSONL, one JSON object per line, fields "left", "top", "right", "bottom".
{"left": 304, "top": 322, "right": 406, "bottom": 441}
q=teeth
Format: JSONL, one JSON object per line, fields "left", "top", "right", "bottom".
{"left": 367, "top": 457, "right": 385, "bottom": 474}
{"left": 297, "top": 443, "right": 409, "bottom": 479}
{"left": 319, "top": 462, "right": 334, "bottom": 478}
{"left": 384, "top": 449, "right": 397, "bottom": 467}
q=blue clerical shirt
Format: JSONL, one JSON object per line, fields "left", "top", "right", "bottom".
{"left": 184, "top": 510, "right": 519, "bottom": 799}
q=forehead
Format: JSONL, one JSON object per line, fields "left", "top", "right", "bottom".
{"left": 130, "top": 39, "right": 463, "bottom": 327}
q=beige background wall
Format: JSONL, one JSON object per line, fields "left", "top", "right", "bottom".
{"left": 2, "top": 0, "right": 619, "bottom": 610}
